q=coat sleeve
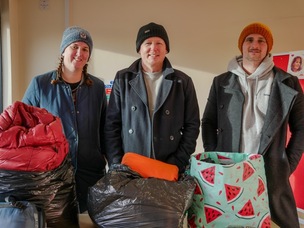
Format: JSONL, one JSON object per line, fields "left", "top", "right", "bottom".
{"left": 99, "top": 81, "right": 108, "bottom": 157}
{"left": 286, "top": 77, "right": 304, "bottom": 173}
{"left": 166, "top": 76, "right": 200, "bottom": 172}
{"left": 22, "top": 77, "right": 41, "bottom": 107}
{"left": 104, "top": 74, "right": 124, "bottom": 166}
{"left": 201, "top": 77, "right": 219, "bottom": 152}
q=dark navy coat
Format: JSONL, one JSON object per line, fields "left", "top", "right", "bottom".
{"left": 105, "top": 58, "right": 200, "bottom": 172}
{"left": 202, "top": 66, "right": 304, "bottom": 228}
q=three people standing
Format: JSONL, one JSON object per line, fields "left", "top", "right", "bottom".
{"left": 21, "top": 22, "right": 304, "bottom": 228}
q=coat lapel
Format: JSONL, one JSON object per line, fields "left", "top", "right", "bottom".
{"left": 259, "top": 77, "right": 298, "bottom": 154}
{"left": 130, "top": 69, "right": 174, "bottom": 114}
{"left": 129, "top": 73, "right": 149, "bottom": 107}
{"left": 154, "top": 78, "right": 172, "bottom": 113}
{"left": 222, "top": 74, "right": 245, "bottom": 151}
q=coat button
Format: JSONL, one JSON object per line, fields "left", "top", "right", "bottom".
{"left": 219, "top": 104, "right": 224, "bottom": 109}
{"left": 131, "top": 106, "right": 137, "bottom": 111}
{"left": 217, "top": 128, "right": 223, "bottom": 134}
{"left": 165, "top": 110, "right": 170, "bottom": 115}
{"left": 128, "top": 129, "right": 134, "bottom": 134}
{"left": 170, "top": 135, "right": 174, "bottom": 140}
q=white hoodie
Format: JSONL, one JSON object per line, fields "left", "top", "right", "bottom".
{"left": 227, "top": 54, "right": 275, "bottom": 154}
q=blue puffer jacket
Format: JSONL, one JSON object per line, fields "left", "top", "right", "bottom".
{"left": 22, "top": 70, "right": 107, "bottom": 178}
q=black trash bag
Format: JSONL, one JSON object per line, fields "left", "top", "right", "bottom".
{"left": 87, "top": 164, "right": 196, "bottom": 228}
{"left": 0, "top": 157, "right": 79, "bottom": 228}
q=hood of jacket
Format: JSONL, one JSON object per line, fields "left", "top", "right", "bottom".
{"left": 227, "top": 54, "right": 275, "bottom": 154}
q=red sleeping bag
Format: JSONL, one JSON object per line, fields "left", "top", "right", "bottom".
{"left": 0, "top": 101, "right": 69, "bottom": 172}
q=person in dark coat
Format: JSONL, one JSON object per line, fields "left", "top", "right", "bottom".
{"left": 105, "top": 22, "right": 200, "bottom": 174}
{"left": 22, "top": 26, "right": 107, "bottom": 213}
{"left": 201, "top": 22, "right": 304, "bottom": 228}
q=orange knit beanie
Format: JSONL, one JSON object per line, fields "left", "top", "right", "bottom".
{"left": 238, "top": 22, "right": 273, "bottom": 54}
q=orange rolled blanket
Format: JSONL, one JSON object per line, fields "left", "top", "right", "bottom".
{"left": 121, "top": 152, "right": 179, "bottom": 181}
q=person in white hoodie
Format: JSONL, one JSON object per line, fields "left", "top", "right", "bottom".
{"left": 201, "top": 22, "right": 304, "bottom": 228}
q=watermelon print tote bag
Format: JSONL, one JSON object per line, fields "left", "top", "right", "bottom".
{"left": 187, "top": 152, "right": 270, "bottom": 228}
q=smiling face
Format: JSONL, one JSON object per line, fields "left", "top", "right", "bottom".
{"left": 138, "top": 37, "right": 167, "bottom": 73}
{"left": 292, "top": 57, "right": 302, "bottom": 72}
{"left": 62, "top": 41, "right": 90, "bottom": 72}
{"left": 242, "top": 34, "right": 268, "bottom": 64}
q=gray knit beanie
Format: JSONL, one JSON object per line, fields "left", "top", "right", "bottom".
{"left": 60, "top": 26, "right": 93, "bottom": 58}
{"left": 136, "top": 22, "right": 170, "bottom": 53}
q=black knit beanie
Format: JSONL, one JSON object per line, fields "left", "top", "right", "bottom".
{"left": 136, "top": 22, "right": 170, "bottom": 53}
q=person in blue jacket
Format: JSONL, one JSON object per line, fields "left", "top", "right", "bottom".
{"left": 22, "top": 26, "right": 107, "bottom": 213}
{"left": 105, "top": 22, "right": 200, "bottom": 174}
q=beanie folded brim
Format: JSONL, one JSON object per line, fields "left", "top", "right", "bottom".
{"left": 238, "top": 22, "right": 273, "bottom": 54}
{"left": 136, "top": 22, "right": 170, "bottom": 53}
